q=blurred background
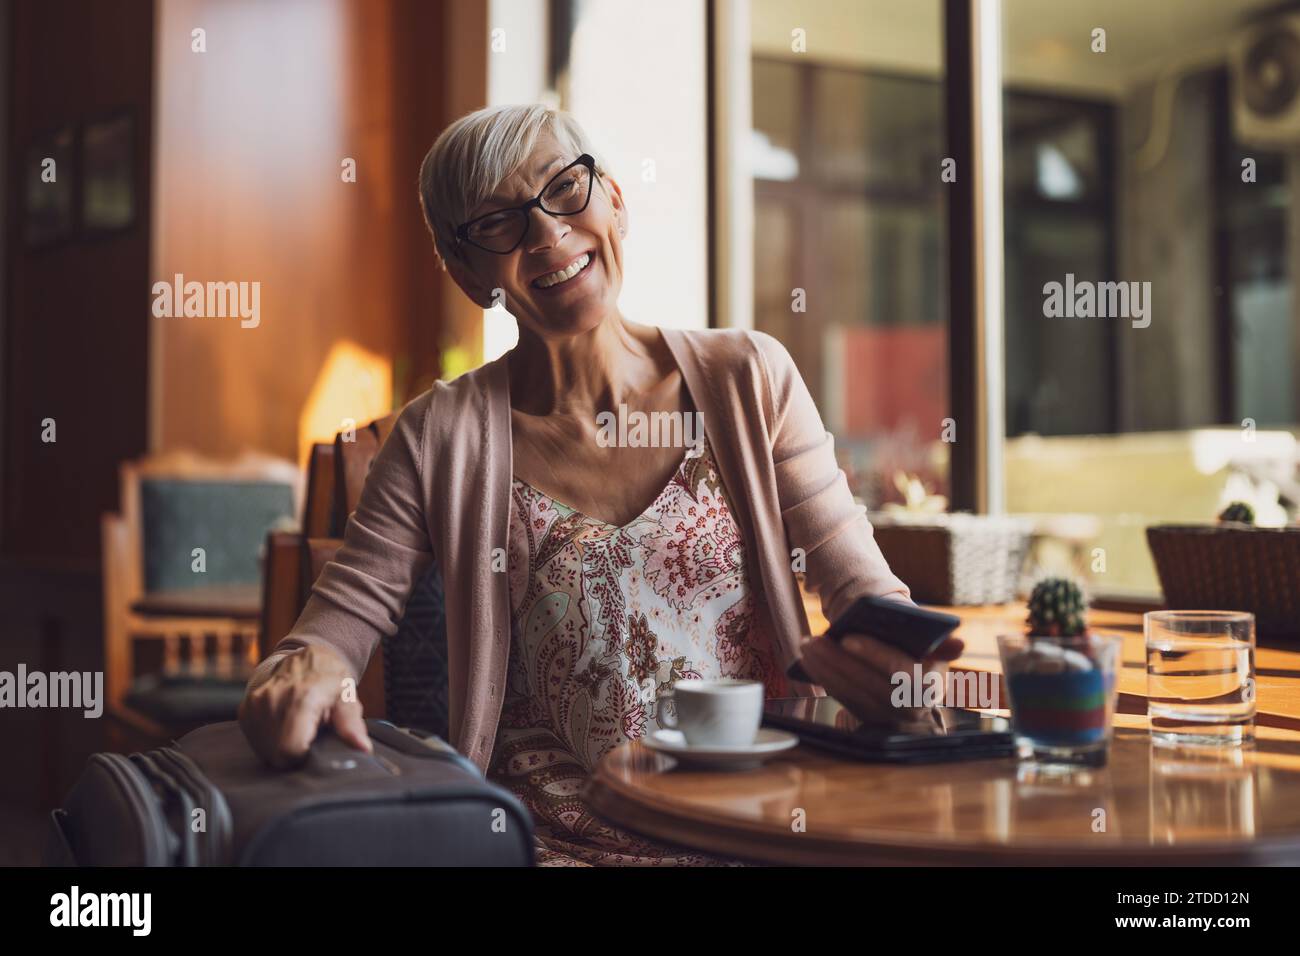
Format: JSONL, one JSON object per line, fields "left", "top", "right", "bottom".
{"left": 2, "top": 0, "right": 1299, "bottom": 857}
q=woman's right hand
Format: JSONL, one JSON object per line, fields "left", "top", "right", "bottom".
{"left": 238, "top": 644, "right": 373, "bottom": 768}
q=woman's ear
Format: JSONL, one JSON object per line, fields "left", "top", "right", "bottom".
{"left": 603, "top": 174, "right": 628, "bottom": 239}
{"left": 444, "top": 251, "right": 497, "bottom": 309}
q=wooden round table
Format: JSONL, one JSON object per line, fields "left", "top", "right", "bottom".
{"left": 584, "top": 716, "right": 1300, "bottom": 865}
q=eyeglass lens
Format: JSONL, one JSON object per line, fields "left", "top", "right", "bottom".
{"left": 466, "top": 162, "right": 592, "bottom": 252}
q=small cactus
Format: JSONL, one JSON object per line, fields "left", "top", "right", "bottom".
{"left": 1026, "top": 577, "right": 1088, "bottom": 638}
{"left": 1218, "top": 501, "right": 1255, "bottom": 525}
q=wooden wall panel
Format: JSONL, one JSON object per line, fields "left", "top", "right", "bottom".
{"left": 152, "top": 0, "right": 394, "bottom": 462}
{"left": 3, "top": 0, "right": 154, "bottom": 568}
{"left": 3, "top": 0, "right": 490, "bottom": 563}
{"left": 151, "top": 0, "right": 483, "bottom": 463}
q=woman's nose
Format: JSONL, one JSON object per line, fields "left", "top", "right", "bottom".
{"left": 525, "top": 205, "right": 569, "bottom": 252}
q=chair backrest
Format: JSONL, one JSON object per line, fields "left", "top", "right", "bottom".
{"left": 260, "top": 529, "right": 305, "bottom": 661}
{"left": 328, "top": 414, "right": 400, "bottom": 721}
{"left": 121, "top": 450, "right": 303, "bottom": 600}
{"left": 140, "top": 478, "right": 295, "bottom": 591}
{"left": 257, "top": 418, "right": 399, "bottom": 717}
{"left": 328, "top": 411, "right": 450, "bottom": 733}
{"left": 332, "top": 413, "right": 399, "bottom": 531}
{"left": 260, "top": 446, "right": 333, "bottom": 660}
{"left": 301, "top": 443, "right": 337, "bottom": 538}
{"left": 262, "top": 411, "right": 447, "bottom": 733}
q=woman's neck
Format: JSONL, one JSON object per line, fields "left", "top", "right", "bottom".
{"left": 508, "top": 313, "right": 663, "bottom": 417}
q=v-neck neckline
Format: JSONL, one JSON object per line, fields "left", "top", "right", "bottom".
{"left": 510, "top": 438, "right": 707, "bottom": 533}
{"left": 500, "top": 325, "right": 711, "bottom": 531}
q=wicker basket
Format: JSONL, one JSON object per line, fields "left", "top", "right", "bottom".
{"left": 1146, "top": 524, "right": 1300, "bottom": 640}
{"left": 869, "top": 514, "right": 1033, "bottom": 605}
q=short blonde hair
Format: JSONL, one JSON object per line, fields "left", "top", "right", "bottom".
{"left": 418, "top": 104, "right": 604, "bottom": 264}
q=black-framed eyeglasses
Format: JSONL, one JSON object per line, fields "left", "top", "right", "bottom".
{"left": 455, "top": 154, "right": 598, "bottom": 255}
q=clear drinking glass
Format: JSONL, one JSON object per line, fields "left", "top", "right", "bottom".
{"left": 1144, "top": 611, "right": 1255, "bottom": 749}
{"left": 997, "top": 633, "right": 1122, "bottom": 768}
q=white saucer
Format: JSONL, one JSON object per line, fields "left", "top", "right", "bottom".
{"left": 642, "top": 728, "right": 799, "bottom": 770}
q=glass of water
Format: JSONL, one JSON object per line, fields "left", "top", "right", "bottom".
{"left": 1144, "top": 611, "right": 1255, "bottom": 749}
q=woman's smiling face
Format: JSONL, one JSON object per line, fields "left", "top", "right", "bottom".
{"left": 447, "top": 130, "right": 626, "bottom": 340}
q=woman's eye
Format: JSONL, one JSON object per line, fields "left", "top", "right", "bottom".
{"left": 474, "top": 215, "right": 513, "bottom": 236}
{"left": 547, "top": 177, "right": 577, "bottom": 199}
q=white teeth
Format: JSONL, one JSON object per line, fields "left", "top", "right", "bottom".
{"left": 534, "top": 253, "right": 590, "bottom": 289}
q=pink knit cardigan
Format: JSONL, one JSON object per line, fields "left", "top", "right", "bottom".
{"left": 252, "top": 327, "right": 910, "bottom": 771}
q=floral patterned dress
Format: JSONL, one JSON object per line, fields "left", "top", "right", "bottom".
{"left": 489, "top": 436, "right": 790, "bottom": 866}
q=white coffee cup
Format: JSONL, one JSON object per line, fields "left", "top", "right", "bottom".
{"left": 659, "top": 678, "right": 763, "bottom": 747}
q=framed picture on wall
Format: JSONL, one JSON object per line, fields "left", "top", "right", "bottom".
{"left": 23, "top": 125, "right": 75, "bottom": 246}
{"left": 83, "top": 112, "right": 135, "bottom": 233}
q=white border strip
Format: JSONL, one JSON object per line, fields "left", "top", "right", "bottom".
{"left": 973, "top": 0, "right": 1005, "bottom": 514}
{"left": 712, "top": 0, "right": 754, "bottom": 329}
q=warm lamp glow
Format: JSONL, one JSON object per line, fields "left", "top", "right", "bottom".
{"left": 297, "top": 342, "right": 393, "bottom": 467}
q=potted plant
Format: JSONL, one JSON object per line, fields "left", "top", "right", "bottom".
{"left": 996, "top": 578, "right": 1121, "bottom": 767}
{"left": 1217, "top": 500, "right": 1255, "bottom": 525}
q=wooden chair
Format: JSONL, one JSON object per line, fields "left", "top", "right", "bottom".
{"left": 259, "top": 417, "right": 401, "bottom": 720}
{"left": 102, "top": 450, "right": 302, "bottom": 749}
{"left": 260, "top": 442, "right": 335, "bottom": 651}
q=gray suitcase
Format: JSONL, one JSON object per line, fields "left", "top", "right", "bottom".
{"left": 47, "top": 720, "right": 534, "bottom": 866}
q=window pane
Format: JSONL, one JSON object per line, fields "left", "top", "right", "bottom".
{"left": 750, "top": 0, "right": 948, "bottom": 510}
{"left": 812, "top": 69, "right": 943, "bottom": 193}
{"left": 753, "top": 59, "right": 802, "bottom": 181}
{"left": 1003, "top": 0, "right": 1299, "bottom": 598}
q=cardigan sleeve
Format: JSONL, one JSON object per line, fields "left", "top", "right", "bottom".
{"left": 750, "top": 330, "right": 914, "bottom": 625}
{"left": 248, "top": 395, "right": 436, "bottom": 691}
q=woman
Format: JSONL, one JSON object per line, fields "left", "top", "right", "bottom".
{"left": 240, "top": 105, "right": 962, "bottom": 865}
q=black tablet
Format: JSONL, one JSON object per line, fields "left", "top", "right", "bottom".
{"left": 762, "top": 697, "right": 1016, "bottom": 764}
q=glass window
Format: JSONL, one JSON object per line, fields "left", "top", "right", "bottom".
{"left": 1004, "top": 94, "right": 1114, "bottom": 437}
{"left": 750, "top": 0, "right": 948, "bottom": 509}
{"left": 1003, "top": 0, "right": 1299, "bottom": 598}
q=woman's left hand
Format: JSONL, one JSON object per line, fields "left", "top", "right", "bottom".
{"left": 798, "top": 632, "right": 965, "bottom": 726}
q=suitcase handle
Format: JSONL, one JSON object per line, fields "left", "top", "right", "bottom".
{"left": 361, "top": 720, "right": 482, "bottom": 777}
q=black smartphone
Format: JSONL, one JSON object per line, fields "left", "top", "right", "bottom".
{"left": 786, "top": 595, "right": 962, "bottom": 683}
{"left": 762, "top": 697, "right": 1014, "bottom": 764}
